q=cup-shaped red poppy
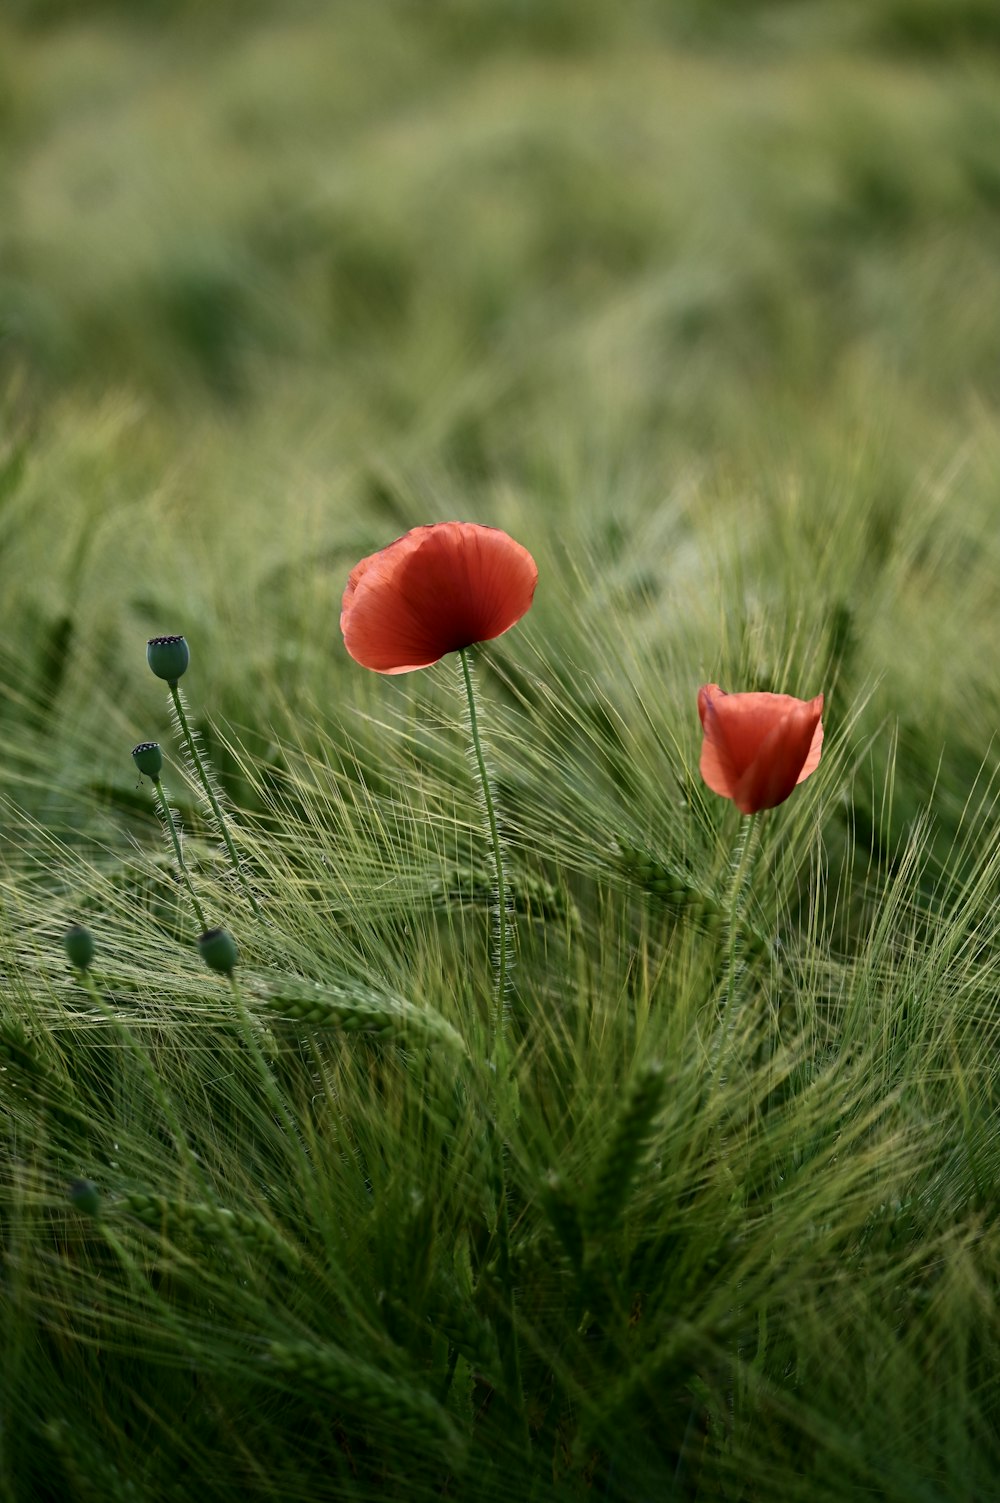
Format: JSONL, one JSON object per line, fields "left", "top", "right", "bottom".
{"left": 341, "top": 522, "right": 538, "bottom": 673}
{"left": 697, "top": 684, "right": 824, "bottom": 815}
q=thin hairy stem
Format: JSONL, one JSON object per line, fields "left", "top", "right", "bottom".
{"left": 151, "top": 777, "right": 208, "bottom": 931}
{"left": 458, "top": 647, "right": 510, "bottom": 1062}
{"left": 457, "top": 649, "right": 526, "bottom": 1445}
{"left": 725, "top": 813, "right": 760, "bottom": 1020}
{"left": 715, "top": 812, "right": 761, "bottom": 1441}
{"left": 168, "top": 684, "right": 262, "bottom": 918}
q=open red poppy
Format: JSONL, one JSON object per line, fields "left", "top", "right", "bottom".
{"left": 341, "top": 522, "right": 538, "bottom": 673}
{"left": 697, "top": 684, "right": 824, "bottom": 815}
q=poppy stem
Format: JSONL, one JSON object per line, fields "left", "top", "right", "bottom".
{"left": 712, "top": 815, "right": 762, "bottom": 1094}
{"left": 168, "top": 684, "right": 262, "bottom": 920}
{"left": 725, "top": 813, "right": 760, "bottom": 1017}
{"left": 717, "top": 813, "right": 760, "bottom": 1441}
{"left": 458, "top": 651, "right": 530, "bottom": 1438}
{"left": 150, "top": 775, "right": 208, "bottom": 932}
{"left": 458, "top": 647, "right": 511, "bottom": 1062}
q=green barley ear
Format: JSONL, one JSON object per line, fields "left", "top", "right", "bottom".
{"left": 583, "top": 1060, "right": 666, "bottom": 1238}
{"left": 618, "top": 843, "right": 722, "bottom": 928}
{"left": 119, "top": 1189, "right": 299, "bottom": 1265}
{"left": 618, "top": 843, "right": 769, "bottom": 956}
{"left": 422, "top": 1274, "right": 501, "bottom": 1375}
{"left": 146, "top": 633, "right": 190, "bottom": 685}
{"left": 198, "top": 927, "right": 239, "bottom": 976}
{"left": 0, "top": 1021, "right": 88, "bottom": 1139}
{"left": 63, "top": 923, "right": 95, "bottom": 972}
{"left": 261, "top": 977, "right": 467, "bottom": 1056}
{"left": 540, "top": 1169, "right": 584, "bottom": 1271}
{"left": 431, "top": 863, "right": 582, "bottom": 933}
{"left": 265, "top": 1341, "right": 462, "bottom": 1459}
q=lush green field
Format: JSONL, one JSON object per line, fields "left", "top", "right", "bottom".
{"left": 3, "top": 3, "right": 1000, "bottom": 1498}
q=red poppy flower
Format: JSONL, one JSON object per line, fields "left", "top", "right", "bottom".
{"left": 341, "top": 522, "right": 538, "bottom": 673}
{"left": 697, "top": 684, "right": 824, "bottom": 815}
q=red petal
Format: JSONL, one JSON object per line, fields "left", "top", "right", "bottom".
{"left": 341, "top": 523, "right": 537, "bottom": 673}
{"left": 795, "top": 709, "right": 824, "bottom": 785}
{"left": 733, "top": 696, "right": 823, "bottom": 814}
{"left": 698, "top": 686, "right": 741, "bottom": 802}
{"left": 698, "top": 683, "right": 724, "bottom": 732}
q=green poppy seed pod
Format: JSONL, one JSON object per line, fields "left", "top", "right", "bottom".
{"left": 69, "top": 1178, "right": 101, "bottom": 1218}
{"left": 131, "top": 741, "right": 163, "bottom": 778}
{"left": 198, "top": 927, "right": 239, "bottom": 976}
{"left": 146, "top": 634, "right": 190, "bottom": 683}
{"left": 63, "top": 923, "right": 95, "bottom": 971}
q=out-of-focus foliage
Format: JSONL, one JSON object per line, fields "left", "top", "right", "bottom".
{"left": 4, "top": 0, "right": 1000, "bottom": 417}
{"left": 2, "top": 0, "right": 999, "bottom": 788}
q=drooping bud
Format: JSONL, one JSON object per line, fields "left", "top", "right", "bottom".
{"left": 132, "top": 741, "right": 164, "bottom": 778}
{"left": 146, "top": 634, "right": 190, "bottom": 684}
{"left": 63, "top": 923, "right": 95, "bottom": 971}
{"left": 69, "top": 1178, "right": 101, "bottom": 1218}
{"left": 198, "top": 927, "right": 239, "bottom": 976}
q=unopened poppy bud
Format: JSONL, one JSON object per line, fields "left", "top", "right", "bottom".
{"left": 69, "top": 1179, "right": 101, "bottom": 1217}
{"left": 198, "top": 927, "right": 238, "bottom": 976}
{"left": 64, "top": 923, "right": 95, "bottom": 971}
{"left": 132, "top": 741, "right": 163, "bottom": 778}
{"left": 697, "top": 684, "right": 824, "bottom": 815}
{"left": 146, "top": 634, "right": 190, "bottom": 684}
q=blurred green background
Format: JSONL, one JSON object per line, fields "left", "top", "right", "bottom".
{"left": 5, "top": 0, "right": 1000, "bottom": 415}
{"left": 2, "top": 0, "right": 1000, "bottom": 791}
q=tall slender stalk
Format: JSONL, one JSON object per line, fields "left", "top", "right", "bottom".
{"left": 458, "top": 647, "right": 511, "bottom": 1065}
{"left": 134, "top": 744, "right": 207, "bottom": 931}
{"left": 456, "top": 648, "right": 527, "bottom": 1447}
{"left": 714, "top": 812, "right": 761, "bottom": 1442}
{"left": 168, "top": 684, "right": 262, "bottom": 919}
{"left": 724, "top": 813, "right": 760, "bottom": 1021}
{"left": 151, "top": 776, "right": 208, "bottom": 931}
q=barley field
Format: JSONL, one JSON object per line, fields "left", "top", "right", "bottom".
{"left": 2, "top": 2, "right": 1000, "bottom": 1499}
